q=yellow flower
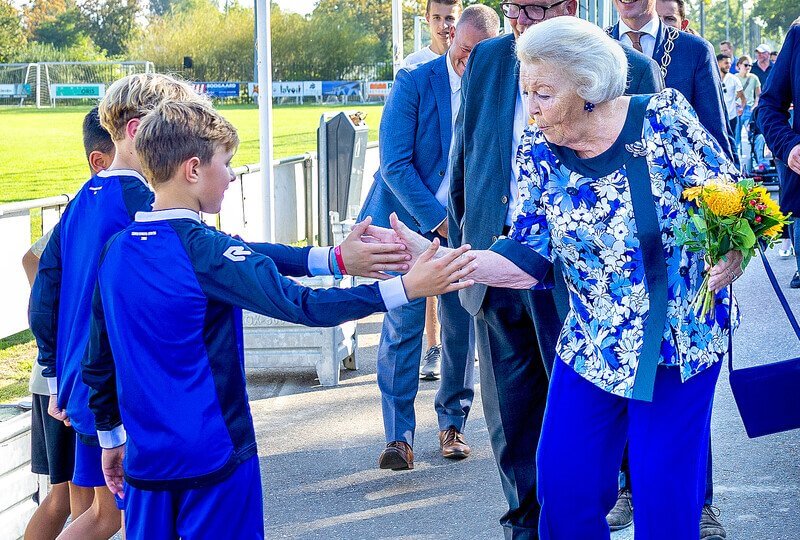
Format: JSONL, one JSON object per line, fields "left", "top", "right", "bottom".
{"left": 683, "top": 186, "right": 703, "bottom": 203}
{"left": 765, "top": 224, "right": 783, "bottom": 238}
{"left": 703, "top": 182, "right": 744, "bottom": 216}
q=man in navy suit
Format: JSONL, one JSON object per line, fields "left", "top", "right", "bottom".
{"left": 358, "top": 5, "right": 500, "bottom": 471}
{"left": 448, "top": 1, "right": 661, "bottom": 538}
{"left": 608, "top": 0, "right": 735, "bottom": 162}
{"left": 758, "top": 23, "right": 800, "bottom": 288}
{"left": 608, "top": 1, "right": 733, "bottom": 536}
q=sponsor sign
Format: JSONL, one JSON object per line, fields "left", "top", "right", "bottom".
{"left": 51, "top": 84, "right": 105, "bottom": 99}
{"left": 272, "top": 81, "right": 302, "bottom": 97}
{"left": 366, "top": 81, "right": 393, "bottom": 97}
{"left": 0, "top": 83, "right": 30, "bottom": 97}
{"left": 302, "top": 81, "right": 322, "bottom": 97}
{"left": 322, "top": 81, "right": 362, "bottom": 97}
{"left": 195, "top": 82, "right": 240, "bottom": 98}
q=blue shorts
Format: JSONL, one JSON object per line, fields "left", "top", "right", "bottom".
{"left": 72, "top": 437, "right": 126, "bottom": 510}
{"left": 124, "top": 455, "right": 263, "bottom": 540}
{"left": 73, "top": 436, "right": 105, "bottom": 488}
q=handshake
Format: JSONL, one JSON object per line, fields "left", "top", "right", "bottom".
{"left": 341, "top": 212, "right": 477, "bottom": 300}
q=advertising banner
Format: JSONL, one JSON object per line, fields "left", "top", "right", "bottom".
{"left": 0, "top": 84, "right": 30, "bottom": 97}
{"left": 272, "top": 81, "right": 303, "bottom": 97}
{"left": 51, "top": 84, "right": 105, "bottom": 99}
{"left": 321, "top": 81, "right": 362, "bottom": 98}
{"left": 302, "top": 81, "right": 322, "bottom": 97}
{"left": 194, "top": 82, "right": 240, "bottom": 98}
{"left": 366, "top": 81, "right": 393, "bottom": 98}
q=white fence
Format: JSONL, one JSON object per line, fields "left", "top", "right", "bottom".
{"left": 0, "top": 145, "right": 379, "bottom": 341}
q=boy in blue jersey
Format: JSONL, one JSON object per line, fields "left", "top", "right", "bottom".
{"left": 29, "top": 73, "right": 210, "bottom": 539}
{"left": 82, "top": 100, "right": 475, "bottom": 539}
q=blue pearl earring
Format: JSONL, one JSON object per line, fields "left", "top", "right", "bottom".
{"left": 584, "top": 102, "right": 595, "bottom": 112}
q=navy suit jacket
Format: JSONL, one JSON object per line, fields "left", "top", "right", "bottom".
{"left": 608, "top": 20, "right": 735, "bottom": 161}
{"left": 358, "top": 54, "right": 453, "bottom": 233}
{"left": 757, "top": 25, "right": 800, "bottom": 214}
{"left": 448, "top": 33, "right": 663, "bottom": 315}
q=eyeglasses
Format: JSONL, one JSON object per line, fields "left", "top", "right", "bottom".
{"left": 742, "top": 63, "right": 752, "bottom": 67}
{"left": 501, "top": 0, "right": 571, "bottom": 21}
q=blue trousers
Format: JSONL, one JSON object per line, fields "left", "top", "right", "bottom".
{"left": 377, "top": 288, "right": 475, "bottom": 445}
{"left": 537, "top": 360, "right": 721, "bottom": 540}
{"left": 123, "top": 456, "right": 263, "bottom": 540}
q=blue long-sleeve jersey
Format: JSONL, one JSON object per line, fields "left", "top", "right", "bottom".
{"left": 29, "top": 169, "right": 154, "bottom": 439}
{"left": 83, "top": 209, "right": 407, "bottom": 490}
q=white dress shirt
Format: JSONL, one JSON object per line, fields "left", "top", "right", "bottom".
{"left": 434, "top": 52, "right": 463, "bottom": 208}
{"left": 618, "top": 16, "right": 659, "bottom": 59}
{"left": 506, "top": 85, "right": 526, "bottom": 226}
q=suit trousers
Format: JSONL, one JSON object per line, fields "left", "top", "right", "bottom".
{"left": 537, "top": 360, "right": 721, "bottom": 540}
{"left": 473, "top": 286, "right": 561, "bottom": 540}
{"left": 376, "top": 288, "right": 475, "bottom": 445}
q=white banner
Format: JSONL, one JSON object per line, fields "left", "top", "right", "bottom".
{"left": 272, "top": 81, "right": 303, "bottom": 97}
{"left": 302, "top": 81, "right": 322, "bottom": 97}
{"left": 366, "top": 81, "right": 393, "bottom": 97}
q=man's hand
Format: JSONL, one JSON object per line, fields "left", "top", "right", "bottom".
{"left": 401, "top": 238, "right": 476, "bottom": 299}
{"left": 48, "top": 394, "right": 70, "bottom": 426}
{"left": 102, "top": 445, "right": 126, "bottom": 497}
{"left": 708, "top": 250, "right": 745, "bottom": 292}
{"left": 339, "top": 216, "right": 411, "bottom": 279}
{"left": 788, "top": 144, "right": 800, "bottom": 176}
{"left": 389, "top": 212, "right": 434, "bottom": 267}
{"left": 435, "top": 220, "right": 448, "bottom": 239}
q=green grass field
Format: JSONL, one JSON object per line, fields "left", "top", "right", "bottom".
{"left": 0, "top": 103, "right": 384, "bottom": 204}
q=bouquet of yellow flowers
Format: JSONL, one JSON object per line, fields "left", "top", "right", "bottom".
{"left": 675, "top": 177, "right": 791, "bottom": 318}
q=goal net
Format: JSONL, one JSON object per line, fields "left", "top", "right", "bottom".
{"left": 0, "top": 61, "right": 154, "bottom": 107}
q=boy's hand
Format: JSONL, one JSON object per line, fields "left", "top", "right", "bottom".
{"left": 389, "top": 212, "right": 434, "bottom": 267}
{"left": 402, "top": 238, "right": 476, "bottom": 300}
{"left": 48, "top": 394, "right": 71, "bottom": 426}
{"left": 102, "top": 445, "right": 126, "bottom": 497}
{"left": 339, "top": 216, "right": 412, "bottom": 279}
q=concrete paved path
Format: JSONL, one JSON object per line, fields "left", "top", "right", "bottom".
{"left": 249, "top": 249, "right": 800, "bottom": 539}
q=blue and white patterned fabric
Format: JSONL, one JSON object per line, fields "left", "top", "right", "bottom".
{"left": 508, "top": 89, "right": 741, "bottom": 398}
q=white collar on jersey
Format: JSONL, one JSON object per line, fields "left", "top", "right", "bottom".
{"left": 135, "top": 208, "right": 201, "bottom": 223}
{"left": 97, "top": 168, "right": 149, "bottom": 188}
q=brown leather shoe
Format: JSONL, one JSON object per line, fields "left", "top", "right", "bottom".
{"left": 439, "top": 427, "right": 471, "bottom": 459}
{"left": 378, "top": 441, "right": 414, "bottom": 470}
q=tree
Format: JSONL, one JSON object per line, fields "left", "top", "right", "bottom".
{"left": 33, "top": 6, "right": 89, "bottom": 49}
{"left": 752, "top": 0, "right": 798, "bottom": 43}
{"left": 80, "top": 0, "right": 142, "bottom": 57}
{"left": 23, "top": 0, "right": 68, "bottom": 36}
{"left": 0, "top": 0, "right": 26, "bottom": 63}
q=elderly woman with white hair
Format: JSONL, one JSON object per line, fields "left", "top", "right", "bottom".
{"left": 388, "top": 15, "right": 745, "bottom": 539}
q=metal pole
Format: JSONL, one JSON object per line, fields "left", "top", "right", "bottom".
{"left": 35, "top": 63, "right": 41, "bottom": 109}
{"left": 725, "top": 0, "right": 730, "bottom": 41}
{"left": 255, "top": 0, "right": 276, "bottom": 242}
{"left": 700, "top": 1, "right": 705, "bottom": 38}
{"left": 392, "top": 0, "right": 403, "bottom": 75}
{"left": 741, "top": 0, "right": 746, "bottom": 54}
{"left": 414, "top": 16, "right": 423, "bottom": 53}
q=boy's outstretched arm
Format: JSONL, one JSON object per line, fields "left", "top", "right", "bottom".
{"left": 246, "top": 217, "right": 411, "bottom": 279}
{"left": 188, "top": 230, "right": 474, "bottom": 328}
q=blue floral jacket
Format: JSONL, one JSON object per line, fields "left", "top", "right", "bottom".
{"left": 503, "top": 89, "right": 740, "bottom": 397}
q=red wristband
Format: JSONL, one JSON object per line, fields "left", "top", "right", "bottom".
{"left": 334, "top": 245, "right": 348, "bottom": 275}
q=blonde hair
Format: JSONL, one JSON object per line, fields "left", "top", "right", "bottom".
{"left": 135, "top": 100, "right": 239, "bottom": 186}
{"left": 99, "top": 73, "right": 208, "bottom": 141}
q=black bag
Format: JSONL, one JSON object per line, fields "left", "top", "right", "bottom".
{"left": 729, "top": 245, "right": 800, "bottom": 438}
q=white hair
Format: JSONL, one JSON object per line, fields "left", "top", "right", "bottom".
{"left": 516, "top": 17, "right": 628, "bottom": 104}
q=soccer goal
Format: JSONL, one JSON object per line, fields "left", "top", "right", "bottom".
{"left": 0, "top": 61, "right": 154, "bottom": 108}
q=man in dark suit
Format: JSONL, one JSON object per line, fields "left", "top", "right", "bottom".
{"left": 448, "top": 1, "right": 661, "bottom": 537}
{"left": 607, "top": 2, "right": 734, "bottom": 537}
{"left": 758, "top": 23, "right": 800, "bottom": 288}
{"left": 359, "top": 6, "right": 500, "bottom": 471}
{"left": 608, "top": 0, "right": 736, "bottom": 162}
